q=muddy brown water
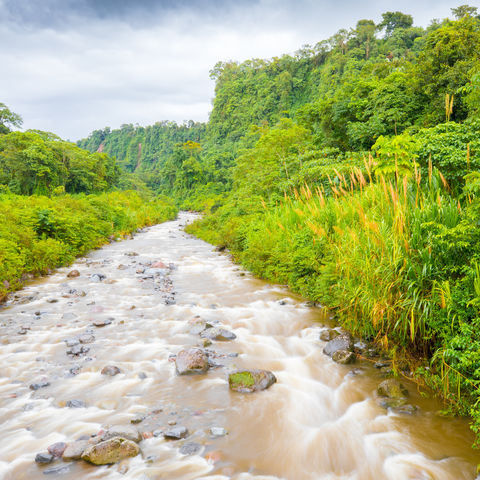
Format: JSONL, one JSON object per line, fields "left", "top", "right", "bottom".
{"left": 0, "top": 212, "right": 478, "bottom": 480}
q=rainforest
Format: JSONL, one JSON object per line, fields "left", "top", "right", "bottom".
{"left": 3, "top": 3, "right": 480, "bottom": 476}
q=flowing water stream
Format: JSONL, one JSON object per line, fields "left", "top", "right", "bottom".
{"left": 0, "top": 212, "right": 478, "bottom": 480}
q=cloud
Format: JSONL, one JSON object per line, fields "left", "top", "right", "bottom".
{"left": 0, "top": 0, "right": 464, "bottom": 140}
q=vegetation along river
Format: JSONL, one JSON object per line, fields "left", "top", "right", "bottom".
{"left": 0, "top": 212, "right": 478, "bottom": 480}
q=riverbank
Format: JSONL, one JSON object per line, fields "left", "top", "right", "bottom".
{"left": 0, "top": 191, "right": 177, "bottom": 302}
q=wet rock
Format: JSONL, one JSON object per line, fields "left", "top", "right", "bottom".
{"left": 319, "top": 328, "right": 339, "bottom": 342}
{"left": 390, "top": 403, "right": 418, "bottom": 415}
{"left": 117, "top": 264, "right": 128, "bottom": 270}
{"left": 378, "top": 397, "right": 408, "bottom": 409}
{"left": 374, "top": 361, "right": 391, "bottom": 369}
{"left": 17, "top": 327, "right": 28, "bottom": 335}
{"left": 62, "top": 440, "right": 89, "bottom": 461}
{"left": 91, "top": 273, "right": 106, "bottom": 282}
{"left": 179, "top": 442, "right": 203, "bottom": 455}
{"left": 210, "top": 427, "right": 227, "bottom": 437}
{"left": 323, "top": 333, "right": 353, "bottom": 357}
{"left": 332, "top": 350, "right": 356, "bottom": 364}
{"left": 228, "top": 369, "right": 277, "bottom": 393}
{"left": 138, "top": 372, "right": 147, "bottom": 380}
{"left": 67, "top": 270, "right": 80, "bottom": 278}
{"left": 175, "top": 348, "right": 209, "bottom": 375}
{"left": 66, "top": 399, "right": 86, "bottom": 408}
{"left": 92, "top": 318, "right": 113, "bottom": 327}
{"left": 163, "top": 426, "right": 188, "bottom": 440}
{"left": 125, "top": 252, "right": 139, "bottom": 257}
{"left": 30, "top": 381, "right": 50, "bottom": 390}
{"left": 167, "top": 420, "right": 177, "bottom": 426}
{"left": 200, "top": 327, "right": 236, "bottom": 341}
{"left": 377, "top": 379, "right": 409, "bottom": 399}
{"left": 81, "top": 437, "right": 140, "bottom": 465}
{"left": 101, "top": 365, "right": 121, "bottom": 376}
{"left": 102, "top": 425, "right": 142, "bottom": 443}
{"left": 67, "top": 345, "right": 90, "bottom": 356}
{"left": 46, "top": 298, "right": 58, "bottom": 304}
{"left": 35, "top": 452, "right": 54, "bottom": 464}
{"left": 130, "top": 414, "right": 145, "bottom": 424}
{"left": 189, "top": 319, "right": 214, "bottom": 335}
{"left": 43, "top": 464, "right": 71, "bottom": 475}
{"left": 64, "top": 338, "right": 80, "bottom": 347}
{"left": 47, "top": 442, "right": 67, "bottom": 458}
{"left": 78, "top": 333, "right": 95, "bottom": 344}
{"left": 64, "top": 289, "right": 86, "bottom": 298}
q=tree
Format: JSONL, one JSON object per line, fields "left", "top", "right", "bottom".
{"left": 0, "top": 103, "right": 22, "bottom": 135}
{"left": 451, "top": 5, "right": 478, "bottom": 19}
{"left": 354, "top": 20, "right": 377, "bottom": 59}
{"left": 378, "top": 11, "right": 414, "bottom": 37}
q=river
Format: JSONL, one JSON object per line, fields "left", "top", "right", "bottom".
{"left": 0, "top": 212, "right": 477, "bottom": 480}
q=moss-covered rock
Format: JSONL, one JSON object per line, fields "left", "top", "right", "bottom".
{"left": 377, "top": 379, "right": 409, "bottom": 399}
{"left": 81, "top": 437, "right": 139, "bottom": 465}
{"left": 228, "top": 369, "right": 276, "bottom": 393}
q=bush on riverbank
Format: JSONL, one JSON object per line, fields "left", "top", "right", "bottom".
{"left": 0, "top": 190, "right": 177, "bottom": 301}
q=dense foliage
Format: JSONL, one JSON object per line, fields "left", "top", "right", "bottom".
{"left": 0, "top": 130, "right": 120, "bottom": 195}
{"left": 0, "top": 190, "right": 177, "bottom": 301}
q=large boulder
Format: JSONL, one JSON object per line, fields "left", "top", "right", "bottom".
{"left": 81, "top": 437, "right": 139, "bottom": 465}
{"left": 228, "top": 369, "right": 276, "bottom": 393}
{"left": 323, "top": 333, "right": 353, "bottom": 357}
{"left": 175, "top": 348, "right": 209, "bottom": 375}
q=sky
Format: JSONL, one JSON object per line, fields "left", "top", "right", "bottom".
{"left": 0, "top": 0, "right": 475, "bottom": 141}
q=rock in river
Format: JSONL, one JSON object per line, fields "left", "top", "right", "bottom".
{"left": 67, "top": 270, "right": 80, "bottom": 278}
{"left": 323, "top": 333, "right": 353, "bottom": 357}
{"left": 163, "top": 426, "right": 189, "bottom": 440}
{"left": 332, "top": 350, "right": 356, "bottom": 365}
{"left": 319, "top": 328, "right": 339, "bottom": 342}
{"left": 200, "top": 327, "right": 236, "bottom": 341}
{"left": 228, "top": 369, "right": 277, "bottom": 393}
{"left": 101, "top": 365, "right": 121, "bottom": 376}
{"left": 377, "top": 379, "right": 409, "bottom": 399}
{"left": 101, "top": 425, "right": 142, "bottom": 443}
{"left": 35, "top": 452, "right": 54, "bottom": 464}
{"left": 47, "top": 442, "right": 67, "bottom": 457}
{"left": 81, "top": 437, "right": 140, "bottom": 465}
{"left": 175, "top": 348, "right": 209, "bottom": 375}
{"left": 62, "top": 440, "right": 89, "bottom": 461}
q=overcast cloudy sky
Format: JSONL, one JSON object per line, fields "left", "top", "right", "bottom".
{"left": 0, "top": 0, "right": 473, "bottom": 140}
